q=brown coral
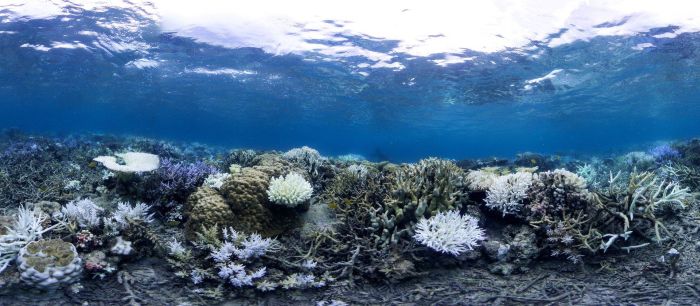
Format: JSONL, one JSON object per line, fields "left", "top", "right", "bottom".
{"left": 184, "top": 187, "right": 235, "bottom": 239}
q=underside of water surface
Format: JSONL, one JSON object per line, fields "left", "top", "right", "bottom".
{"left": 1, "top": 1, "right": 700, "bottom": 305}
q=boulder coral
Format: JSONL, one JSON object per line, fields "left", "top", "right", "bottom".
{"left": 17, "top": 239, "right": 83, "bottom": 290}
{"left": 186, "top": 158, "right": 306, "bottom": 238}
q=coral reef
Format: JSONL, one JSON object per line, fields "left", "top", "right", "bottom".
{"left": 1, "top": 133, "right": 699, "bottom": 305}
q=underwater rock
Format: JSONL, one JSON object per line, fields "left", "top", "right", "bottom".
{"left": 17, "top": 239, "right": 83, "bottom": 290}
{"left": 483, "top": 225, "right": 538, "bottom": 274}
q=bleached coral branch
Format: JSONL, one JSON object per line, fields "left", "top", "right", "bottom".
{"left": 0, "top": 206, "right": 63, "bottom": 273}
{"left": 485, "top": 172, "right": 534, "bottom": 216}
{"left": 55, "top": 198, "right": 103, "bottom": 229}
{"left": 267, "top": 172, "right": 313, "bottom": 207}
{"left": 413, "top": 211, "right": 486, "bottom": 256}
{"left": 110, "top": 202, "right": 154, "bottom": 229}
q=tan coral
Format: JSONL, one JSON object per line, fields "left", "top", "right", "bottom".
{"left": 184, "top": 187, "right": 235, "bottom": 239}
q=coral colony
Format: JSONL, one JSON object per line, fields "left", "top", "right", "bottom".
{"left": 0, "top": 133, "right": 698, "bottom": 304}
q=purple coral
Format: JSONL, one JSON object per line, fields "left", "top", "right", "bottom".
{"left": 154, "top": 158, "right": 218, "bottom": 200}
{"left": 649, "top": 144, "right": 680, "bottom": 162}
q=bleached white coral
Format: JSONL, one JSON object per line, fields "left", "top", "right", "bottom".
{"left": 166, "top": 238, "right": 187, "bottom": 257}
{"left": 110, "top": 202, "right": 154, "bottom": 229}
{"left": 283, "top": 146, "right": 322, "bottom": 162}
{"left": 0, "top": 206, "right": 63, "bottom": 273}
{"left": 235, "top": 233, "right": 274, "bottom": 260}
{"left": 63, "top": 180, "right": 81, "bottom": 191}
{"left": 211, "top": 228, "right": 275, "bottom": 262}
{"left": 55, "top": 198, "right": 103, "bottom": 229}
{"left": 413, "top": 210, "right": 485, "bottom": 256}
{"left": 485, "top": 172, "right": 535, "bottom": 216}
{"left": 110, "top": 236, "right": 133, "bottom": 255}
{"left": 219, "top": 263, "right": 266, "bottom": 287}
{"left": 346, "top": 164, "right": 369, "bottom": 179}
{"left": 209, "top": 227, "right": 278, "bottom": 288}
{"left": 576, "top": 164, "right": 598, "bottom": 187}
{"left": 203, "top": 172, "right": 231, "bottom": 189}
{"left": 280, "top": 273, "right": 324, "bottom": 289}
{"left": 256, "top": 280, "right": 278, "bottom": 291}
{"left": 466, "top": 169, "right": 499, "bottom": 190}
{"left": 93, "top": 152, "right": 160, "bottom": 173}
{"left": 267, "top": 172, "right": 313, "bottom": 207}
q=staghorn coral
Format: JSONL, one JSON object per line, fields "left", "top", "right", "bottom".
{"left": 152, "top": 158, "right": 218, "bottom": 202}
{"left": 110, "top": 202, "right": 154, "bottom": 230}
{"left": 283, "top": 146, "right": 325, "bottom": 177}
{"left": 376, "top": 158, "right": 465, "bottom": 245}
{"left": 466, "top": 168, "right": 499, "bottom": 191}
{"left": 226, "top": 149, "right": 258, "bottom": 167}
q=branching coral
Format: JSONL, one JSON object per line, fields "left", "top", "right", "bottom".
{"left": 594, "top": 170, "right": 692, "bottom": 242}
{"left": 55, "top": 198, "right": 103, "bottom": 229}
{"left": 283, "top": 146, "right": 325, "bottom": 178}
{"left": 109, "top": 202, "right": 154, "bottom": 230}
{"left": 0, "top": 206, "right": 63, "bottom": 273}
{"left": 267, "top": 172, "right": 313, "bottom": 207}
{"left": 413, "top": 211, "right": 485, "bottom": 256}
{"left": 485, "top": 172, "right": 534, "bottom": 217}
{"left": 376, "top": 158, "right": 465, "bottom": 245}
{"left": 527, "top": 169, "right": 591, "bottom": 220}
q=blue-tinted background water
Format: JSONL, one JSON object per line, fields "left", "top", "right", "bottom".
{"left": 1, "top": 0, "right": 700, "bottom": 162}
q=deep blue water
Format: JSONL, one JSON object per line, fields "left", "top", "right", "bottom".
{"left": 1, "top": 1, "right": 700, "bottom": 162}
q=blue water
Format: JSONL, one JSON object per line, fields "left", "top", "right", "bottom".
{"left": 1, "top": 1, "right": 700, "bottom": 161}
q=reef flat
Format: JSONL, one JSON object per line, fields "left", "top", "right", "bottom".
{"left": 0, "top": 130, "right": 699, "bottom": 305}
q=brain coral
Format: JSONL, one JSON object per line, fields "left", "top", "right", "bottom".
{"left": 17, "top": 239, "right": 83, "bottom": 289}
